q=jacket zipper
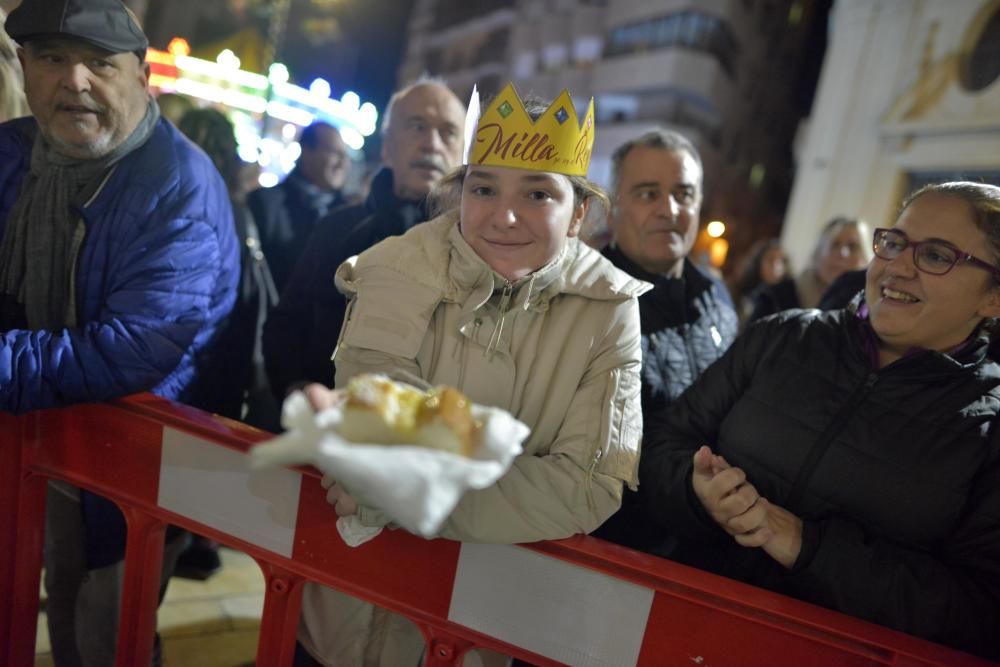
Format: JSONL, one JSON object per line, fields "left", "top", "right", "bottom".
{"left": 331, "top": 297, "right": 356, "bottom": 362}
{"left": 485, "top": 280, "right": 514, "bottom": 360}
{"left": 71, "top": 167, "right": 118, "bottom": 324}
{"left": 585, "top": 448, "right": 603, "bottom": 512}
{"left": 784, "top": 372, "right": 878, "bottom": 509}
{"left": 457, "top": 318, "right": 481, "bottom": 392}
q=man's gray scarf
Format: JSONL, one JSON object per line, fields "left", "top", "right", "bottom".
{"left": 0, "top": 100, "right": 160, "bottom": 330}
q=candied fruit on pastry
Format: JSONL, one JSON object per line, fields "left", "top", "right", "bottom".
{"left": 338, "top": 374, "right": 479, "bottom": 456}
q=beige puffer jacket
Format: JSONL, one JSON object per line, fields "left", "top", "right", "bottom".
{"left": 299, "top": 212, "right": 649, "bottom": 666}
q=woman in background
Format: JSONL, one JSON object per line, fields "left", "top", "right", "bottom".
{"left": 177, "top": 108, "right": 279, "bottom": 427}
{"left": 174, "top": 108, "right": 280, "bottom": 581}
{"left": 731, "top": 238, "right": 789, "bottom": 325}
{"left": 749, "top": 216, "right": 870, "bottom": 321}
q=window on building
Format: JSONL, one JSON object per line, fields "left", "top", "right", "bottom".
{"left": 514, "top": 52, "right": 537, "bottom": 79}
{"left": 908, "top": 170, "right": 1000, "bottom": 192}
{"left": 432, "top": 0, "right": 516, "bottom": 30}
{"left": 604, "top": 11, "right": 740, "bottom": 76}
{"left": 475, "top": 28, "right": 511, "bottom": 66}
{"left": 594, "top": 93, "right": 640, "bottom": 123}
{"left": 542, "top": 43, "right": 568, "bottom": 70}
{"left": 573, "top": 35, "right": 603, "bottom": 64}
{"left": 962, "top": 7, "right": 1000, "bottom": 92}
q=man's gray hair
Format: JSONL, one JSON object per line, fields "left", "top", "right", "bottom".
{"left": 609, "top": 128, "right": 703, "bottom": 199}
{"left": 380, "top": 74, "right": 458, "bottom": 137}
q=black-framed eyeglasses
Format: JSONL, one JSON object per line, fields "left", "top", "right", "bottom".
{"left": 872, "top": 227, "right": 1000, "bottom": 278}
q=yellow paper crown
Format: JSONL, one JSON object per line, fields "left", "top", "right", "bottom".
{"left": 463, "top": 82, "right": 595, "bottom": 178}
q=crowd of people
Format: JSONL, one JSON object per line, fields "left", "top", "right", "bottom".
{"left": 2, "top": 0, "right": 999, "bottom": 664}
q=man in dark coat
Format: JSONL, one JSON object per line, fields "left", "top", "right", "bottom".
{"left": 247, "top": 120, "right": 350, "bottom": 291}
{"left": 262, "top": 79, "right": 466, "bottom": 403}
{"left": 593, "top": 129, "right": 738, "bottom": 550}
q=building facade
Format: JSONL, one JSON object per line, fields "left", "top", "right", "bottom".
{"left": 782, "top": 0, "right": 1000, "bottom": 268}
{"left": 399, "top": 0, "right": 829, "bottom": 261}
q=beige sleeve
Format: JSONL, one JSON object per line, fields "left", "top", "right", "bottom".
{"left": 331, "top": 263, "right": 436, "bottom": 389}
{"left": 437, "top": 298, "right": 644, "bottom": 543}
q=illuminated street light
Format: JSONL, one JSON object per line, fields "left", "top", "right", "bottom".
{"left": 706, "top": 220, "right": 726, "bottom": 238}
{"left": 341, "top": 90, "right": 360, "bottom": 110}
{"left": 268, "top": 63, "right": 290, "bottom": 85}
{"left": 167, "top": 37, "right": 190, "bottom": 57}
{"left": 310, "top": 78, "right": 332, "bottom": 99}
{"left": 217, "top": 49, "right": 241, "bottom": 70}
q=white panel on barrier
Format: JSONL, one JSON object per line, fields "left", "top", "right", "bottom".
{"left": 449, "top": 543, "right": 653, "bottom": 667}
{"left": 158, "top": 427, "right": 301, "bottom": 557}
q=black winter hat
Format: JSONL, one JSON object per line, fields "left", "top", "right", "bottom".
{"left": 4, "top": 0, "right": 148, "bottom": 55}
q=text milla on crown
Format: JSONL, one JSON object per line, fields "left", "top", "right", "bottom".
{"left": 475, "top": 122, "right": 592, "bottom": 169}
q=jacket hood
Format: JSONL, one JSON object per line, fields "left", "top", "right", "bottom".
{"left": 340, "top": 211, "right": 650, "bottom": 310}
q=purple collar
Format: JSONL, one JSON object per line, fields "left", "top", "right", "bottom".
{"left": 855, "top": 302, "right": 979, "bottom": 369}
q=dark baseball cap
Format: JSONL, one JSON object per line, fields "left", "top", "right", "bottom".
{"left": 4, "top": 0, "right": 149, "bottom": 55}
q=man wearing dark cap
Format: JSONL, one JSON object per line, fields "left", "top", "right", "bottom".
{"left": 0, "top": 1, "right": 239, "bottom": 664}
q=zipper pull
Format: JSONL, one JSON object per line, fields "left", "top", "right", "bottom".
{"left": 498, "top": 280, "right": 513, "bottom": 312}
{"left": 485, "top": 281, "right": 514, "bottom": 360}
{"left": 585, "top": 448, "right": 603, "bottom": 513}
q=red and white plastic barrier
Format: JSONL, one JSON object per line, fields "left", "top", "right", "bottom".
{"left": 0, "top": 395, "right": 990, "bottom": 666}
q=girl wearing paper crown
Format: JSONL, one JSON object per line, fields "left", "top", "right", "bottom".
{"left": 295, "top": 83, "right": 650, "bottom": 665}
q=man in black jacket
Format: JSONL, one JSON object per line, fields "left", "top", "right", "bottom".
{"left": 247, "top": 121, "right": 350, "bottom": 291}
{"left": 593, "top": 129, "right": 738, "bottom": 550}
{"left": 262, "top": 79, "right": 465, "bottom": 402}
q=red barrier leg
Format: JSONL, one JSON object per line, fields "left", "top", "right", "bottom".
{"left": 0, "top": 411, "right": 26, "bottom": 661}
{"left": 6, "top": 471, "right": 47, "bottom": 667}
{"left": 254, "top": 561, "right": 305, "bottom": 666}
{"left": 115, "top": 509, "right": 166, "bottom": 667}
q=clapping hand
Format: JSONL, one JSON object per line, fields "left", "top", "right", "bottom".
{"left": 692, "top": 445, "right": 773, "bottom": 546}
{"left": 691, "top": 446, "right": 802, "bottom": 568}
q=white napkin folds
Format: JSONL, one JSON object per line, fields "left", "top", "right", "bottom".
{"left": 250, "top": 390, "right": 529, "bottom": 543}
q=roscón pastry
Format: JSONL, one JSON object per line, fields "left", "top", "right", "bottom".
{"left": 338, "top": 374, "right": 479, "bottom": 456}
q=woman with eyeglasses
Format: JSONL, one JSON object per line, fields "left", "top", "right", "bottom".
{"left": 639, "top": 181, "right": 1000, "bottom": 659}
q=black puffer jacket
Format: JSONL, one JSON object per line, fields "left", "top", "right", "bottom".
{"left": 641, "top": 307, "right": 1000, "bottom": 659}
{"left": 247, "top": 168, "right": 346, "bottom": 292}
{"left": 593, "top": 249, "right": 737, "bottom": 549}
{"left": 602, "top": 248, "right": 738, "bottom": 415}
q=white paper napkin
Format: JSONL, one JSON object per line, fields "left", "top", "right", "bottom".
{"left": 249, "top": 390, "right": 529, "bottom": 542}
{"left": 336, "top": 516, "right": 383, "bottom": 547}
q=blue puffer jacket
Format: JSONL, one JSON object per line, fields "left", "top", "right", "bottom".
{"left": 0, "top": 116, "right": 240, "bottom": 414}
{"left": 0, "top": 116, "right": 239, "bottom": 568}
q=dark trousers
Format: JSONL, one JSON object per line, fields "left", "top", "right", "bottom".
{"left": 44, "top": 482, "right": 187, "bottom": 667}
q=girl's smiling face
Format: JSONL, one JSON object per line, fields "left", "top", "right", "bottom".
{"left": 459, "top": 165, "right": 585, "bottom": 281}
